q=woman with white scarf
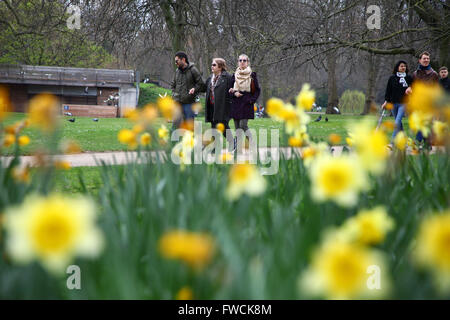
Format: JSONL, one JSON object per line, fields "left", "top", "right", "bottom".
{"left": 382, "top": 60, "right": 413, "bottom": 144}
{"left": 229, "top": 54, "right": 261, "bottom": 148}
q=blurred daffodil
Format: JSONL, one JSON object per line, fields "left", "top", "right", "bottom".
{"left": 176, "top": 286, "right": 194, "bottom": 300}
{"left": 309, "top": 154, "right": 369, "bottom": 207}
{"left": 158, "top": 96, "right": 180, "bottom": 121}
{"left": 348, "top": 120, "right": 389, "bottom": 175}
{"left": 28, "top": 93, "right": 59, "bottom": 132}
{"left": 340, "top": 207, "right": 395, "bottom": 246}
{"left": 158, "top": 124, "right": 170, "bottom": 144}
{"left": 3, "top": 133, "right": 15, "bottom": 147}
{"left": 296, "top": 84, "right": 315, "bottom": 111}
{"left": 300, "top": 239, "right": 389, "bottom": 299}
{"left": 118, "top": 129, "right": 138, "bottom": 149}
{"left": 140, "top": 132, "right": 152, "bottom": 146}
{"left": 12, "top": 166, "right": 31, "bottom": 184}
{"left": 394, "top": 131, "right": 407, "bottom": 151}
{"left": 3, "top": 194, "right": 104, "bottom": 274}
{"left": 18, "top": 135, "right": 30, "bottom": 147}
{"left": 159, "top": 230, "right": 215, "bottom": 269}
{"left": 226, "top": 163, "right": 266, "bottom": 200}
{"left": 414, "top": 210, "right": 450, "bottom": 293}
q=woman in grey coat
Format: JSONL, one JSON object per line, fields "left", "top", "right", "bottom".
{"left": 205, "top": 58, "right": 234, "bottom": 150}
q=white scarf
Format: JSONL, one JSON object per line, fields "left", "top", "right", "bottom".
{"left": 233, "top": 67, "right": 252, "bottom": 92}
{"left": 397, "top": 72, "right": 408, "bottom": 87}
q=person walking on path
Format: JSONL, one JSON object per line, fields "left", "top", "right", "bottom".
{"left": 406, "top": 51, "right": 440, "bottom": 145}
{"left": 205, "top": 58, "right": 234, "bottom": 151}
{"left": 381, "top": 60, "right": 413, "bottom": 144}
{"left": 229, "top": 54, "right": 261, "bottom": 149}
{"left": 171, "top": 52, "right": 205, "bottom": 129}
{"left": 439, "top": 66, "right": 450, "bottom": 93}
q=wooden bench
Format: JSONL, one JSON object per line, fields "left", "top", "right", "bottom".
{"left": 61, "top": 104, "right": 119, "bottom": 118}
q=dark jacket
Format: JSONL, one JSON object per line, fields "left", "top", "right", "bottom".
{"left": 384, "top": 74, "right": 413, "bottom": 104}
{"left": 230, "top": 72, "right": 261, "bottom": 120}
{"left": 412, "top": 67, "right": 439, "bottom": 83}
{"left": 205, "top": 71, "right": 233, "bottom": 123}
{"left": 440, "top": 77, "right": 450, "bottom": 93}
{"left": 171, "top": 63, "right": 205, "bottom": 104}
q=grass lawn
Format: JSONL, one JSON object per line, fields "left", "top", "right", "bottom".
{"left": 2, "top": 112, "right": 408, "bottom": 154}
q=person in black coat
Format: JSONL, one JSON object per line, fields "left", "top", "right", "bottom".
{"left": 205, "top": 58, "right": 234, "bottom": 150}
{"left": 229, "top": 54, "right": 261, "bottom": 145}
{"left": 381, "top": 60, "right": 413, "bottom": 142}
{"left": 439, "top": 66, "right": 450, "bottom": 93}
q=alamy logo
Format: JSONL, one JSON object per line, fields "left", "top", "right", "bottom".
{"left": 66, "top": 265, "right": 81, "bottom": 290}
{"left": 366, "top": 5, "right": 381, "bottom": 30}
{"left": 366, "top": 265, "right": 381, "bottom": 290}
{"left": 67, "top": 5, "right": 81, "bottom": 30}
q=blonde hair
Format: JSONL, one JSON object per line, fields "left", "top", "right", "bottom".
{"left": 239, "top": 54, "right": 250, "bottom": 66}
{"left": 213, "top": 58, "right": 227, "bottom": 71}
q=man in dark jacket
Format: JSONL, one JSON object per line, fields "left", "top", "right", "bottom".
{"left": 406, "top": 51, "right": 439, "bottom": 146}
{"left": 171, "top": 52, "right": 206, "bottom": 129}
{"left": 439, "top": 66, "right": 450, "bottom": 93}
{"left": 410, "top": 51, "right": 439, "bottom": 84}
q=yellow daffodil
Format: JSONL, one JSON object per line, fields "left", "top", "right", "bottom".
{"left": 328, "top": 134, "right": 342, "bottom": 145}
{"left": 18, "top": 135, "right": 30, "bottom": 147}
{"left": 123, "top": 108, "right": 140, "bottom": 122}
{"left": 140, "top": 132, "right": 152, "bottom": 146}
{"left": 28, "top": 93, "right": 59, "bottom": 132}
{"left": 381, "top": 120, "right": 395, "bottom": 132}
{"left": 141, "top": 104, "right": 158, "bottom": 124}
{"left": 219, "top": 152, "right": 234, "bottom": 164}
{"left": 60, "top": 140, "right": 82, "bottom": 154}
{"left": 3, "top": 194, "right": 104, "bottom": 274}
{"left": 5, "top": 123, "right": 19, "bottom": 135}
{"left": 394, "top": 131, "right": 407, "bottom": 151}
{"left": 171, "top": 131, "right": 196, "bottom": 169}
{"left": 340, "top": 207, "right": 395, "bottom": 245}
{"left": 300, "top": 239, "right": 389, "bottom": 299}
{"left": 176, "top": 286, "right": 194, "bottom": 300}
{"left": 301, "top": 142, "right": 328, "bottom": 168}
{"left": 216, "top": 123, "right": 225, "bottom": 133}
{"left": 118, "top": 129, "right": 138, "bottom": 149}
{"left": 158, "top": 124, "right": 170, "bottom": 143}
{"left": 54, "top": 160, "right": 71, "bottom": 170}
{"left": 192, "top": 102, "right": 202, "bottom": 114}
{"left": 12, "top": 166, "right": 31, "bottom": 184}
{"left": 3, "top": 133, "right": 15, "bottom": 147}
{"left": 406, "top": 81, "right": 443, "bottom": 116}
{"left": 226, "top": 163, "right": 266, "bottom": 201}
{"left": 289, "top": 136, "right": 303, "bottom": 147}
{"left": 414, "top": 210, "right": 450, "bottom": 293}
{"left": 408, "top": 111, "right": 433, "bottom": 137}
{"left": 158, "top": 96, "right": 180, "bottom": 121}
{"left": 266, "top": 98, "right": 285, "bottom": 120}
{"left": 132, "top": 124, "right": 145, "bottom": 134}
{"left": 346, "top": 133, "right": 355, "bottom": 147}
{"left": 309, "top": 154, "right": 369, "bottom": 207}
{"left": 296, "top": 84, "right": 315, "bottom": 111}
{"left": 279, "top": 104, "right": 310, "bottom": 135}
{"left": 432, "top": 121, "right": 448, "bottom": 145}
{"left": 348, "top": 120, "right": 389, "bottom": 175}
{"left": 159, "top": 230, "right": 215, "bottom": 269}
{"left": 180, "top": 120, "right": 195, "bottom": 132}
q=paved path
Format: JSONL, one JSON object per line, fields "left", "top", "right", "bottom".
{"left": 1, "top": 146, "right": 446, "bottom": 168}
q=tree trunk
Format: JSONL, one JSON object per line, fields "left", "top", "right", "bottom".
{"left": 362, "top": 53, "right": 379, "bottom": 115}
{"left": 159, "top": 0, "right": 186, "bottom": 54}
{"left": 326, "top": 49, "right": 339, "bottom": 114}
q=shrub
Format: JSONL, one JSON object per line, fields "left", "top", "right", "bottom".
{"left": 338, "top": 90, "right": 366, "bottom": 115}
